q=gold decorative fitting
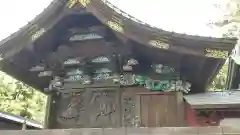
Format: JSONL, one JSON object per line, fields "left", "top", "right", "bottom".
{"left": 31, "top": 28, "right": 46, "bottom": 41}
{"left": 67, "top": 0, "right": 78, "bottom": 8}
{"left": 107, "top": 21, "right": 124, "bottom": 33}
{"left": 79, "top": 0, "right": 90, "bottom": 7}
{"left": 205, "top": 48, "right": 228, "bottom": 59}
{"left": 148, "top": 40, "right": 170, "bottom": 49}
{"left": 67, "top": 0, "right": 90, "bottom": 8}
{"left": 112, "top": 16, "right": 122, "bottom": 24}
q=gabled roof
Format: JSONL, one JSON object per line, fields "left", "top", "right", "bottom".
{"left": 0, "top": 0, "right": 64, "bottom": 59}
{"left": 184, "top": 91, "right": 240, "bottom": 109}
{"left": 0, "top": 0, "right": 237, "bottom": 93}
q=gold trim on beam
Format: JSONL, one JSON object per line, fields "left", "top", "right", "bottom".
{"left": 148, "top": 39, "right": 170, "bottom": 50}
{"left": 205, "top": 48, "right": 228, "bottom": 59}
{"left": 107, "top": 21, "right": 124, "bottom": 34}
{"left": 31, "top": 28, "right": 46, "bottom": 41}
{"left": 67, "top": 0, "right": 90, "bottom": 8}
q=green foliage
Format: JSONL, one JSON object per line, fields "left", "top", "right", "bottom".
{"left": 208, "top": 62, "right": 228, "bottom": 91}
{"left": 209, "top": 0, "right": 240, "bottom": 91}
{"left": 214, "top": 0, "right": 240, "bottom": 37}
{"left": 0, "top": 71, "right": 47, "bottom": 123}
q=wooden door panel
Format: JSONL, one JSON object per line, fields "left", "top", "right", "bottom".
{"left": 140, "top": 95, "right": 150, "bottom": 127}
{"left": 138, "top": 92, "right": 184, "bottom": 127}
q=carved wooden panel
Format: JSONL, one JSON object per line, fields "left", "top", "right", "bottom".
{"left": 56, "top": 90, "right": 86, "bottom": 128}
{"left": 55, "top": 87, "right": 121, "bottom": 128}
{"left": 86, "top": 88, "right": 120, "bottom": 128}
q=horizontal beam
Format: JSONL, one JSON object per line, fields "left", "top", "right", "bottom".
{"left": 1, "top": 127, "right": 240, "bottom": 135}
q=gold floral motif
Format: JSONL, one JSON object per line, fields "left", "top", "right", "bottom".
{"left": 148, "top": 40, "right": 170, "bottom": 49}
{"left": 205, "top": 48, "right": 228, "bottom": 59}
{"left": 67, "top": 0, "right": 90, "bottom": 8}
{"left": 79, "top": 0, "right": 90, "bottom": 7}
{"left": 107, "top": 21, "right": 124, "bottom": 33}
{"left": 67, "top": 0, "right": 78, "bottom": 8}
{"left": 31, "top": 28, "right": 46, "bottom": 41}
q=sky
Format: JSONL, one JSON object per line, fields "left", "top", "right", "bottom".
{"left": 0, "top": 0, "right": 52, "bottom": 41}
{"left": 0, "top": 0, "right": 228, "bottom": 41}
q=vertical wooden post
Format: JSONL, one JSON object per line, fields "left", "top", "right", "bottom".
{"left": 44, "top": 95, "right": 53, "bottom": 129}
{"left": 176, "top": 92, "right": 186, "bottom": 126}
{"left": 21, "top": 119, "right": 27, "bottom": 130}
{"left": 135, "top": 95, "right": 141, "bottom": 127}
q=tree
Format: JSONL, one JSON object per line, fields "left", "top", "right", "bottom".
{"left": 209, "top": 0, "right": 240, "bottom": 91}
{"left": 0, "top": 71, "right": 47, "bottom": 123}
{"left": 208, "top": 62, "right": 228, "bottom": 91}
{"left": 213, "top": 0, "right": 240, "bottom": 37}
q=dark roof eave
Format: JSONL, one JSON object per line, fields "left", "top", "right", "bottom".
{"left": 89, "top": 0, "right": 238, "bottom": 46}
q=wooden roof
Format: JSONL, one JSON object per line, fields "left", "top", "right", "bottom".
{"left": 184, "top": 91, "right": 240, "bottom": 109}
{"left": 0, "top": 0, "right": 237, "bottom": 93}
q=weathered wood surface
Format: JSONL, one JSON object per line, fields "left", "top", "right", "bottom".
{"left": 1, "top": 127, "right": 240, "bottom": 135}
{"left": 137, "top": 92, "right": 185, "bottom": 127}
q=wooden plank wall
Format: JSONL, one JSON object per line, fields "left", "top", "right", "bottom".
{"left": 136, "top": 92, "right": 185, "bottom": 127}
{"left": 1, "top": 127, "right": 240, "bottom": 135}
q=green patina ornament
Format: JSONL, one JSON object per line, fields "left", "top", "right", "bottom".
{"left": 134, "top": 75, "right": 146, "bottom": 85}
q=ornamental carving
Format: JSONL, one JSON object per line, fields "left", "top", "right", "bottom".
{"left": 107, "top": 21, "right": 124, "bottom": 34}
{"left": 29, "top": 65, "right": 45, "bottom": 72}
{"left": 69, "top": 33, "right": 103, "bottom": 41}
{"left": 148, "top": 40, "right": 170, "bottom": 49}
{"left": 79, "top": 0, "right": 90, "bottom": 7}
{"left": 58, "top": 92, "right": 85, "bottom": 126}
{"left": 91, "top": 56, "right": 110, "bottom": 63}
{"left": 67, "top": 0, "right": 78, "bottom": 8}
{"left": 67, "top": 0, "right": 90, "bottom": 8}
{"left": 205, "top": 48, "right": 228, "bottom": 59}
{"left": 66, "top": 69, "right": 83, "bottom": 76}
{"left": 38, "top": 71, "right": 52, "bottom": 77}
{"left": 64, "top": 75, "right": 83, "bottom": 82}
{"left": 57, "top": 89, "right": 119, "bottom": 128}
{"left": 31, "top": 28, "right": 46, "bottom": 41}
{"left": 64, "top": 58, "right": 80, "bottom": 65}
